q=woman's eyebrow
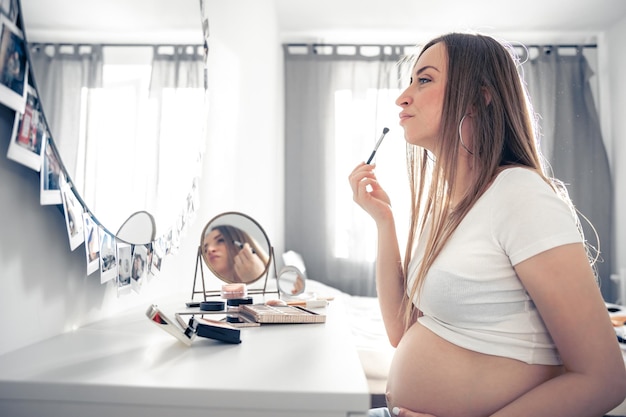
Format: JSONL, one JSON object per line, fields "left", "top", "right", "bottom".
{"left": 416, "top": 65, "right": 440, "bottom": 75}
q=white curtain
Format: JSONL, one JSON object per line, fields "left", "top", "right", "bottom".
{"left": 28, "top": 44, "right": 103, "bottom": 188}
{"left": 147, "top": 45, "right": 205, "bottom": 230}
{"left": 284, "top": 45, "right": 412, "bottom": 296}
{"left": 28, "top": 44, "right": 204, "bottom": 233}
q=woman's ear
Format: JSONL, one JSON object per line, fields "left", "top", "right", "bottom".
{"left": 481, "top": 87, "right": 492, "bottom": 106}
{"left": 466, "top": 88, "right": 493, "bottom": 116}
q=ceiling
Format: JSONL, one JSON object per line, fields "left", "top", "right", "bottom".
{"left": 20, "top": 0, "right": 626, "bottom": 45}
{"left": 275, "top": 0, "right": 626, "bottom": 44}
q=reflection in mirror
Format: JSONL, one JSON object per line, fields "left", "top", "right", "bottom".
{"left": 20, "top": 0, "right": 206, "bottom": 235}
{"left": 200, "top": 212, "right": 271, "bottom": 285}
{"left": 277, "top": 265, "right": 306, "bottom": 297}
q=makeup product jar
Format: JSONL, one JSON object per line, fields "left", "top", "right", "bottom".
{"left": 221, "top": 283, "right": 248, "bottom": 299}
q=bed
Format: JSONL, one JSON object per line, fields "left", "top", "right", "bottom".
{"left": 304, "top": 279, "right": 394, "bottom": 408}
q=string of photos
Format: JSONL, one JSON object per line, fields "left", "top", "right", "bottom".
{"left": 0, "top": 2, "right": 208, "bottom": 297}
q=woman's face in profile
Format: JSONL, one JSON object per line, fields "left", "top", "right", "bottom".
{"left": 396, "top": 42, "right": 448, "bottom": 151}
{"left": 203, "top": 229, "right": 231, "bottom": 277}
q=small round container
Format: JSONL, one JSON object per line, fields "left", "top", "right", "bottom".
{"left": 225, "top": 297, "right": 253, "bottom": 327}
{"left": 221, "top": 283, "right": 248, "bottom": 299}
{"left": 226, "top": 297, "right": 254, "bottom": 310}
{"left": 200, "top": 300, "right": 225, "bottom": 311}
{"left": 227, "top": 297, "right": 254, "bottom": 307}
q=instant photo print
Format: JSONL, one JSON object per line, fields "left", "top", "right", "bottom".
{"left": 7, "top": 85, "right": 45, "bottom": 171}
{"left": 130, "top": 244, "right": 148, "bottom": 293}
{"left": 0, "top": 13, "right": 27, "bottom": 113}
{"left": 83, "top": 212, "right": 100, "bottom": 275}
{"left": 146, "top": 305, "right": 241, "bottom": 346}
{"left": 150, "top": 240, "right": 163, "bottom": 277}
{"left": 61, "top": 180, "right": 85, "bottom": 251}
{"left": 144, "top": 244, "right": 154, "bottom": 285}
{"left": 99, "top": 230, "right": 117, "bottom": 284}
{"left": 40, "top": 137, "right": 63, "bottom": 205}
{"left": 116, "top": 242, "right": 132, "bottom": 296}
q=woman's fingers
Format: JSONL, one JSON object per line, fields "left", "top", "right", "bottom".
{"left": 348, "top": 163, "right": 372, "bottom": 191}
{"left": 392, "top": 407, "right": 437, "bottom": 417}
{"left": 349, "top": 163, "right": 377, "bottom": 196}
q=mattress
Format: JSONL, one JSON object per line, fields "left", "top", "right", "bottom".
{"left": 305, "top": 280, "right": 394, "bottom": 397}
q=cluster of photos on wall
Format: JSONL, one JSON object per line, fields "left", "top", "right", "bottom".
{"left": 0, "top": 2, "right": 201, "bottom": 296}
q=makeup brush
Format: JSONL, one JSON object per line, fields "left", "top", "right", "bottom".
{"left": 233, "top": 240, "right": 255, "bottom": 254}
{"left": 366, "top": 127, "right": 390, "bottom": 164}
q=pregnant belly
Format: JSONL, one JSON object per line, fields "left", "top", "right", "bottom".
{"left": 385, "top": 322, "right": 562, "bottom": 417}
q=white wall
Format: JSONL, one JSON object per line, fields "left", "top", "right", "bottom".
{"left": 607, "top": 16, "right": 626, "bottom": 289}
{"left": 0, "top": 0, "right": 283, "bottom": 356}
{"left": 164, "top": 0, "right": 285, "bottom": 301}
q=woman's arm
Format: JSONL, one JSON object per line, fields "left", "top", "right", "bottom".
{"left": 374, "top": 213, "right": 408, "bottom": 347}
{"left": 494, "top": 242, "right": 626, "bottom": 416}
{"left": 349, "top": 162, "right": 407, "bottom": 346}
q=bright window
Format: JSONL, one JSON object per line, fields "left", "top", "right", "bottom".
{"left": 333, "top": 87, "right": 410, "bottom": 260}
{"left": 78, "top": 52, "right": 204, "bottom": 232}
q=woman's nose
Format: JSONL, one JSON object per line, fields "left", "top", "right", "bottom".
{"left": 395, "top": 89, "right": 412, "bottom": 107}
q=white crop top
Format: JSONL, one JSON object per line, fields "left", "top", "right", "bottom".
{"left": 407, "top": 167, "right": 583, "bottom": 365}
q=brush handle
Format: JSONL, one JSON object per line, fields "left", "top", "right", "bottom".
{"left": 365, "top": 128, "right": 389, "bottom": 164}
{"left": 366, "top": 150, "right": 377, "bottom": 164}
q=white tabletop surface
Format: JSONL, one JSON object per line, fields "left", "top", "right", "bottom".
{"left": 0, "top": 292, "right": 370, "bottom": 417}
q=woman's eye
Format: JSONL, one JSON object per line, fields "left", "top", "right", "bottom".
{"left": 408, "top": 76, "right": 430, "bottom": 86}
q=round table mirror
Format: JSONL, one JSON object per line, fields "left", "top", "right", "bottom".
{"left": 277, "top": 265, "right": 306, "bottom": 297}
{"left": 200, "top": 212, "right": 271, "bottom": 284}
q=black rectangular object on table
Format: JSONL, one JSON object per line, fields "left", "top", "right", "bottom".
{"left": 189, "top": 316, "right": 242, "bottom": 344}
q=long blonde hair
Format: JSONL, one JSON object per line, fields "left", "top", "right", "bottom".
{"left": 401, "top": 33, "right": 552, "bottom": 328}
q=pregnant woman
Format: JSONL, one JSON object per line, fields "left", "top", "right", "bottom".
{"left": 349, "top": 32, "right": 626, "bottom": 417}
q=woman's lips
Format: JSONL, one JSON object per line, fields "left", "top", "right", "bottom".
{"left": 399, "top": 113, "right": 412, "bottom": 124}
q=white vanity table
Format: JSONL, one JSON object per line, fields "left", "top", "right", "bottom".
{"left": 0, "top": 293, "right": 370, "bottom": 417}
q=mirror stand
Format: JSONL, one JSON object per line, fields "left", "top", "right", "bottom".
{"left": 190, "top": 246, "right": 279, "bottom": 301}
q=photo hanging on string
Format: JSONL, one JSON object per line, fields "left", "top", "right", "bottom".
{"left": 61, "top": 180, "right": 85, "bottom": 251}
{"left": 40, "top": 136, "right": 63, "bottom": 205}
{"left": 0, "top": 14, "right": 27, "bottom": 113}
{"left": 151, "top": 238, "right": 164, "bottom": 277}
{"left": 7, "top": 84, "right": 45, "bottom": 171}
{"left": 130, "top": 244, "right": 148, "bottom": 293}
{"left": 83, "top": 212, "right": 100, "bottom": 275}
{"left": 99, "top": 229, "right": 117, "bottom": 284}
{"left": 116, "top": 242, "right": 132, "bottom": 296}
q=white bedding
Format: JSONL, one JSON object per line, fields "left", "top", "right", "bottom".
{"left": 305, "top": 280, "right": 394, "bottom": 395}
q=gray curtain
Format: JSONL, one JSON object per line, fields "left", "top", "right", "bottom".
{"left": 284, "top": 45, "right": 411, "bottom": 296}
{"left": 523, "top": 46, "right": 613, "bottom": 301}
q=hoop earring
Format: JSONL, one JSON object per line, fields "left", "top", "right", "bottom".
{"left": 458, "top": 115, "right": 474, "bottom": 155}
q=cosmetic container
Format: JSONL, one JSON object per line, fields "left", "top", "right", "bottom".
{"left": 221, "top": 283, "right": 248, "bottom": 299}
